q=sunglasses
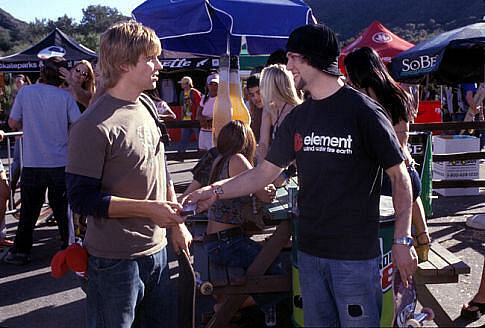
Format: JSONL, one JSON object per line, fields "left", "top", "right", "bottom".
{"left": 75, "top": 67, "right": 89, "bottom": 77}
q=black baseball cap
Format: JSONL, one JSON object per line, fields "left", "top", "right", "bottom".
{"left": 286, "top": 24, "right": 343, "bottom": 77}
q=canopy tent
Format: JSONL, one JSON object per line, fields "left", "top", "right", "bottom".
{"left": 339, "top": 21, "right": 414, "bottom": 72}
{"left": 132, "top": 0, "right": 314, "bottom": 56}
{"left": 0, "top": 28, "right": 97, "bottom": 73}
{"left": 391, "top": 22, "right": 485, "bottom": 84}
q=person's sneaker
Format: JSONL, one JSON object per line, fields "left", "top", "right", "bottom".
{"left": 4, "top": 250, "right": 30, "bottom": 265}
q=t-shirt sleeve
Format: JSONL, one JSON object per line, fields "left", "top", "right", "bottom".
{"left": 66, "top": 118, "right": 107, "bottom": 179}
{"left": 361, "top": 104, "right": 405, "bottom": 170}
{"left": 265, "top": 111, "right": 296, "bottom": 168}
{"left": 67, "top": 95, "right": 82, "bottom": 124}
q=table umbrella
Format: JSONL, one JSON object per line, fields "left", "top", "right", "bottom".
{"left": 132, "top": 0, "right": 315, "bottom": 56}
{"left": 391, "top": 22, "right": 485, "bottom": 84}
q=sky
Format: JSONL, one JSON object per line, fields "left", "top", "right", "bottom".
{"left": 3, "top": 0, "right": 146, "bottom": 23}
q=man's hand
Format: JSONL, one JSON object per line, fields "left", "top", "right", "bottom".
{"left": 149, "top": 201, "right": 185, "bottom": 227}
{"left": 257, "top": 184, "right": 276, "bottom": 203}
{"left": 182, "top": 186, "right": 217, "bottom": 213}
{"left": 392, "top": 244, "right": 418, "bottom": 288}
{"left": 59, "top": 67, "right": 72, "bottom": 84}
{"left": 171, "top": 223, "right": 193, "bottom": 256}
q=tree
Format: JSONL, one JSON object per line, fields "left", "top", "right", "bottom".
{"left": 46, "top": 15, "right": 76, "bottom": 35}
{"left": 80, "top": 5, "right": 129, "bottom": 35}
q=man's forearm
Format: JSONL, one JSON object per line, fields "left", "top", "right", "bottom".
{"left": 108, "top": 196, "right": 155, "bottom": 218}
{"left": 388, "top": 163, "right": 413, "bottom": 239}
{"left": 210, "top": 160, "right": 282, "bottom": 199}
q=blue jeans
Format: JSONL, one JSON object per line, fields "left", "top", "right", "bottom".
{"left": 205, "top": 234, "right": 287, "bottom": 311}
{"left": 178, "top": 127, "right": 199, "bottom": 152}
{"left": 14, "top": 167, "right": 68, "bottom": 253}
{"left": 298, "top": 250, "right": 382, "bottom": 327}
{"left": 85, "top": 247, "right": 171, "bottom": 328}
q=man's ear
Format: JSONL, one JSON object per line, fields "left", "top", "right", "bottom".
{"left": 119, "top": 63, "right": 130, "bottom": 72}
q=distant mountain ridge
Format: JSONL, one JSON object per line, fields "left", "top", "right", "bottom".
{"left": 304, "top": 0, "right": 485, "bottom": 45}
{"left": 0, "top": 9, "right": 28, "bottom": 40}
{"left": 0, "top": 1, "right": 484, "bottom": 52}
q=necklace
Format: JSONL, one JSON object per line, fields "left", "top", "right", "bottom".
{"left": 272, "top": 103, "right": 288, "bottom": 140}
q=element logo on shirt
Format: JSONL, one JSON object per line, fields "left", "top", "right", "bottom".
{"left": 294, "top": 133, "right": 303, "bottom": 152}
{"left": 301, "top": 132, "right": 353, "bottom": 155}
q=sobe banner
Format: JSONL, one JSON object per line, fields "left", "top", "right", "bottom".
{"left": 391, "top": 22, "right": 485, "bottom": 84}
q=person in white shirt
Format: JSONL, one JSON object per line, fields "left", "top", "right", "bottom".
{"left": 197, "top": 73, "right": 219, "bottom": 151}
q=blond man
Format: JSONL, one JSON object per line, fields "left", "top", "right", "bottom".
{"left": 66, "top": 21, "right": 191, "bottom": 328}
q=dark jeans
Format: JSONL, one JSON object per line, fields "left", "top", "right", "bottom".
{"left": 14, "top": 167, "right": 68, "bottom": 253}
{"left": 178, "top": 127, "right": 199, "bottom": 152}
{"left": 86, "top": 248, "right": 171, "bottom": 328}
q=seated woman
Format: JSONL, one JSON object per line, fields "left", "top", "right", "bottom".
{"left": 344, "top": 46, "right": 431, "bottom": 261}
{"left": 204, "top": 120, "right": 285, "bottom": 315}
{"left": 60, "top": 60, "right": 95, "bottom": 112}
{"left": 257, "top": 64, "right": 302, "bottom": 184}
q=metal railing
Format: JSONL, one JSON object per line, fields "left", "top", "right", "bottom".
{"left": 3, "top": 131, "right": 23, "bottom": 215}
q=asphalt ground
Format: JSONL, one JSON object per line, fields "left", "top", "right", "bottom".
{"left": 1, "top": 152, "right": 485, "bottom": 327}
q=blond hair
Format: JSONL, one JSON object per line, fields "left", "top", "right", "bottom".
{"left": 260, "top": 64, "right": 302, "bottom": 110}
{"left": 73, "top": 60, "right": 95, "bottom": 94}
{"left": 99, "top": 20, "right": 161, "bottom": 88}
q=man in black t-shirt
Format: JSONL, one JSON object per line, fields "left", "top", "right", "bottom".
{"left": 185, "top": 24, "right": 417, "bottom": 327}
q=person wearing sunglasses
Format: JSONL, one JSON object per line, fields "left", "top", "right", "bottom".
{"left": 60, "top": 60, "right": 95, "bottom": 112}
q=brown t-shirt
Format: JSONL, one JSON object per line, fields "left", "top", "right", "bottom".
{"left": 66, "top": 92, "right": 167, "bottom": 259}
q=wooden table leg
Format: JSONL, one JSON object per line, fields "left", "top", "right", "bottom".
{"left": 416, "top": 283, "right": 454, "bottom": 327}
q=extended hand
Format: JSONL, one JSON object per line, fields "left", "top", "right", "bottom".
{"left": 392, "top": 244, "right": 418, "bottom": 288}
{"left": 182, "top": 187, "right": 217, "bottom": 213}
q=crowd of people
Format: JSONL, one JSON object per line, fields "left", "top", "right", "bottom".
{"left": 0, "top": 18, "right": 484, "bottom": 328}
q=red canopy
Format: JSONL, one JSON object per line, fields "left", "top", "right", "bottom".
{"left": 339, "top": 21, "right": 414, "bottom": 72}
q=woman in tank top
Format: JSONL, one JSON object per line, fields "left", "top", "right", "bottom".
{"left": 204, "top": 120, "right": 286, "bottom": 315}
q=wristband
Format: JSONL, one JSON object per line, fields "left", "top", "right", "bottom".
{"left": 210, "top": 184, "right": 220, "bottom": 200}
{"left": 281, "top": 171, "right": 288, "bottom": 180}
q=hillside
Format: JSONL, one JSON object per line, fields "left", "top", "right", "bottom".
{"left": 305, "top": 0, "right": 485, "bottom": 45}
{"left": 0, "top": 1, "right": 484, "bottom": 54}
{"left": 0, "top": 9, "right": 28, "bottom": 51}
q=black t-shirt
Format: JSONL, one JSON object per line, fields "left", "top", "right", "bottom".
{"left": 266, "top": 85, "right": 404, "bottom": 260}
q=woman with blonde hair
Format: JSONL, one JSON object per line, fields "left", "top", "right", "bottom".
{"left": 60, "top": 60, "right": 95, "bottom": 112}
{"left": 257, "top": 64, "right": 302, "bottom": 163}
{"left": 257, "top": 65, "right": 302, "bottom": 185}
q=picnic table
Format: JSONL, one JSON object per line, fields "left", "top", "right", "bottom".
{"left": 185, "top": 183, "right": 294, "bottom": 328}
{"left": 415, "top": 242, "right": 470, "bottom": 327}
{"left": 379, "top": 196, "right": 471, "bottom": 327}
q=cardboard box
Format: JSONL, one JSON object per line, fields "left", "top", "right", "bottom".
{"left": 432, "top": 135, "right": 480, "bottom": 196}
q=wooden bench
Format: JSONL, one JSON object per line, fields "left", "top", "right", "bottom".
{"left": 201, "top": 185, "right": 294, "bottom": 328}
{"left": 415, "top": 242, "right": 471, "bottom": 327}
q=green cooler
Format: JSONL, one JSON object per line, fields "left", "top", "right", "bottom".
{"left": 408, "top": 132, "right": 433, "bottom": 217}
{"left": 379, "top": 196, "right": 395, "bottom": 327}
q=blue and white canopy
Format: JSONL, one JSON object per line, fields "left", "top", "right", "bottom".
{"left": 391, "top": 22, "right": 485, "bottom": 84}
{"left": 132, "top": 0, "right": 315, "bottom": 56}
